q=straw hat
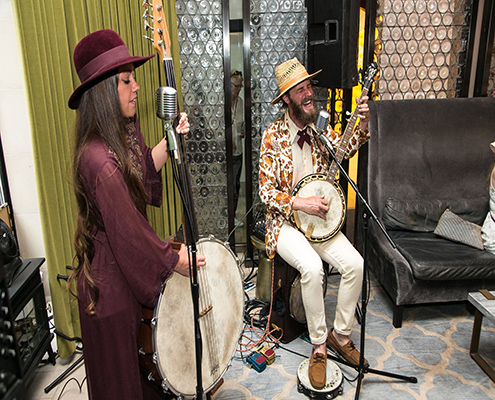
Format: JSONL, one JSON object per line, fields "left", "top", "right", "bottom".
{"left": 271, "top": 58, "right": 321, "bottom": 105}
{"left": 68, "top": 29, "right": 155, "bottom": 109}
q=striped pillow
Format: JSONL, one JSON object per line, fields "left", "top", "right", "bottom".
{"left": 433, "top": 209, "right": 483, "bottom": 250}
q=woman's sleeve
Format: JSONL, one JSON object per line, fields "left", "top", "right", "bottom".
{"left": 95, "top": 161, "right": 178, "bottom": 307}
{"left": 135, "top": 117, "right": 163, "bottom": 207}
{"left": 143, "top": 146, "right": 163, "bottom": 207}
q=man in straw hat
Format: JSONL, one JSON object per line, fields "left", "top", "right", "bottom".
{"left": 67, "top": 29, "right": 205, "bottom": 399}
{"left": 259, "top": 58, "right": 370, "bottom": 389}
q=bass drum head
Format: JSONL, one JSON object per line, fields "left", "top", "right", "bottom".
{"left": 152, "top": 236, "right": 244, "bottom": 397}
{"left": 297, "top": 358, "right": 343, "bottom": 398}
{"left": 289, "top": 273, "right": 327, "bottom": 324}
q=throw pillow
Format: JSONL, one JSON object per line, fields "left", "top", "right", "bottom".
{"left": 433, "top": 208, "right": 484, "bottom": 250}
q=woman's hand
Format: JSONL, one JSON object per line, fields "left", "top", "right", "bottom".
{"left": 152, "top": 112, "right": 189, "bottom": 170}
{"left": 174, "top": 243, "right": 206, "bottom": 277}
{"left": 176, "top": 112, "right": 190, "bottom": 135}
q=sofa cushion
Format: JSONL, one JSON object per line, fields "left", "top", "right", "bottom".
{"left": 433, "top": 209, "right": 483, "bottom": 250}
{"left": 382, "top": 197, "right": 488, "bottom": 232}
{"left": 390, "top": 231, "right": 495, "bottom": 281}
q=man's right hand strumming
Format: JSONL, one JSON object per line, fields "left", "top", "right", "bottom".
{"left": 293, "top": 195, "right": 329, "bottom": 220}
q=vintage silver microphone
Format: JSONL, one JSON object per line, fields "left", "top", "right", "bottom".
{"left": 156, "top": 86, "right": 178, "bottom": 156}
{"left": 314, "top": 110, "right": 333, "bottom": 152}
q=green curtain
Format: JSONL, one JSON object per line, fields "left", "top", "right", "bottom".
{"left": 11, "top": 0, "right": 183, "bottom": 359}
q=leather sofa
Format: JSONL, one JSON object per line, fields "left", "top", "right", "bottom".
{"left": 355, "top": 97, "right": 495, "bottom": 328}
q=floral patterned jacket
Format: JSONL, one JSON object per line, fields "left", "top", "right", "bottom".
{"left": 258, "top": 111, "right": 370, "bottom": 259}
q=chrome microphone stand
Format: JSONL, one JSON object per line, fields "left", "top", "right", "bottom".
{"left": 157, "top": 86, "right": 204, "bottom": 399}
{"left": 315, "top": 130, "right": 417, "bottom": 399}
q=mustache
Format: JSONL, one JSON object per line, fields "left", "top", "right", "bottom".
{"left": 300, "top": 95, "right": 314, "bottom": 105}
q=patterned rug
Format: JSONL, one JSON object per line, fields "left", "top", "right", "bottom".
{"left": 214, "top": 272, "right": 495, "bottom": 399}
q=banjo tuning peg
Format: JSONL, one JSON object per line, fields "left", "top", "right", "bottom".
{"left": 144, "top": 20, "right": 153, "bottom": 31}
{"left": 143, "top": 35, "right": 154, "bottom": 43}
{"left": 142, "top": 9, "right": 152, "bottom": 19}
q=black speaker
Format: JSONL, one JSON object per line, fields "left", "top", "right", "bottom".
{"left": 307, "top": 0, "right": 360, "bottom": 89}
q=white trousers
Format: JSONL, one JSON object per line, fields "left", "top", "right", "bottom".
{"left": 277, "top": 222, "right": 363, "bottom": 345}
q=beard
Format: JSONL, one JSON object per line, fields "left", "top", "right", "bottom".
{"left": 287, "top": 93, "right": 318, "bottom": 126}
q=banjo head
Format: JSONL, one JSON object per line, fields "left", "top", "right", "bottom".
{"left": 292, "top": 174, "right": 346, "bottom": 242}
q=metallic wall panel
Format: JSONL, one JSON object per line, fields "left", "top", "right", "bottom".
{"left": 176, "top": 0, "right": 228, "bottom": 239}
{"left": 374, "top": 0, "right": 473, "bottom": 99}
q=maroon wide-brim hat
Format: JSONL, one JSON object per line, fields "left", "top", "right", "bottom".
{"left": 68, "top": 29, "right": 155, "bottom": 109}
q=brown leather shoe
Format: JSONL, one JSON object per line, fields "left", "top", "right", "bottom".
{"left": 326, "top": 328, "right": 369, "bottom": 367}
{"left": 308, "top": 350, "right": 327, "bottom": 390}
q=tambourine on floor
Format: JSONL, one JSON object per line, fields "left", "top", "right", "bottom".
{"left": 297, "top": 358, "right": 344, "bottom": 399}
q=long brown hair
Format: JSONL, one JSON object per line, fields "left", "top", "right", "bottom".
{"left": 68, "top": 74, "right": 148, "bottom": 315}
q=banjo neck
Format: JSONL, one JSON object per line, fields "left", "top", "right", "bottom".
{"left": 326, "top": 85, "right": 370, "bottom": 182}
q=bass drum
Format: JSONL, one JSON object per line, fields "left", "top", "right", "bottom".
{"left": 148, "top": 236, "right": 244, "bottom": 398}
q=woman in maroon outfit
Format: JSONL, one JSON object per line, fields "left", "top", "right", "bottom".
{"left": 67, "top": 29, "right": 205, "bottom": 400}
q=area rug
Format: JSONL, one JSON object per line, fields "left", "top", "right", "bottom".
{"left": 214, "top": 272, "right": 495, "bottom": 399}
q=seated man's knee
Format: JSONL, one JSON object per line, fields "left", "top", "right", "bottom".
{"left": 299, "top": 256, "right": 324, "bottom": 284}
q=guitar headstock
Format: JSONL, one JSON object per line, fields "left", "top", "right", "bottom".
{"left": 360, "top": 62, "right": 378, "bottom": 92}
{"left": 142, "top": 0, "right": 172, "bottom": 60}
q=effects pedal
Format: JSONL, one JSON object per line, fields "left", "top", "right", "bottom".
{"left": 255, "top": 344, "right": 275, "bottom": 365}
{"left": 247, "top": 352, "right": 267, "bottom": 373}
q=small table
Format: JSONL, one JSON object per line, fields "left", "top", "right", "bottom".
{"left": 468, "top": 290, "right": 495, "bottom": 382}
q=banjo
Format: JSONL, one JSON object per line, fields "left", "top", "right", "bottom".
{"left": 291, "top": 63, "right": 378, "bottom": 243}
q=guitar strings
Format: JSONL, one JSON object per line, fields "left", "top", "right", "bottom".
{"left": 197, "top": 246, "right": 221, "bottom": 381}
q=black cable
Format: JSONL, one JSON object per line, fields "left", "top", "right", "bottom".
{"left": 53, "top": 329, "right": 82, "bottom": 343}
{"left": 227, "top": 200, "right": 262, "bottom": 241}
{"left": 242, "top": 250, "right": 258, "bottom": 283}
{"left": 243, "top": 298, "right": 269, "bottom": 329}
{"left": 56, "top": 376, "right": 87, "bottom": 400}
